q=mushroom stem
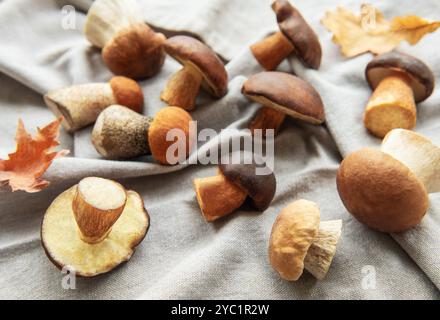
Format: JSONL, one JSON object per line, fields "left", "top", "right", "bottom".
{"left": 381, "top": 129, "right": 440, "bottom": 193}
{"left": 303, "top": 219, "right": 342, "bottom": 280}
{"left": 72, "top": 177, "right": 127, "bottom": 244}
{"left": 249, "top": 106, "right": 286, "bottom": 136}
{"left": 364, "top": 73, "right": 417, "bottom": 138}
{"left": 193, "top": 174, "right": 247, "bottom": 222}
{"left": 161, "top": 66, "right": 203, "bottom": 111}
{"left": 250, "top": 31, "right": 295, "bottom": 71}
{"left": 92, "top": 105, "right": 152, "bottom": 159}
{"left": 44, "top": 83, "right": 116, "bottom": 133}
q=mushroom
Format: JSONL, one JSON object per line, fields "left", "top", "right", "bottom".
{"left": 337, "top": 129, "right": 440, "bottom": 233}
{"left": 160, "top": 36, "right": 228, "bottom": 111}
{"left": 242, "top": 71, "right": 325, "bottom": 136}
{"left": 41, "top": 177, "right": 150, "bottom": 277}
{"left": 92, "top": 105, "right": 193, "bottom": 165}
{"left": 250, "top": 0, "right": 322, "bottom": 71}
{"left": 84, "top": 0, "right": 165, "bottom": 79}
{"left": 364, "top": 52, "right": 435, "bottom": 138}
{"left": 269, "top": 200, "right": 342, "bottom": 281}
{"left": 193, "top": 151, "right": 276, "bottom": 222}
{"left": 44, "top": 76, "right": 144, "bottom": 133}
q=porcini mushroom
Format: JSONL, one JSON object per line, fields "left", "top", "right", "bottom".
{"left": 41, "top": 177, "right": 149, "bottom": 277}
{"left": 160, "top": 36, "right": 228, "bottom": 111}
{"left": 84, "top": 0, "right": 165, "bottom": 79}
{"left": 242, "top": 72, "right": 325, "bottom": 136}
{"left": 337, "top": 129, "right": 440, "bottom": 233}
{"left": 92, "top": 105, "right": 193, "bottom": 165}
{"left": 44, "top": 76, "right": 144, "bottom": 133}
{"left": 269, "top": 200, "right": 342, "bottom": 281}
{"left": 193, "top": 151, "right": 276, "bottom": 222}
{"left": 364, "top": 52, "right": 435, "bottom": 138}
{"left": 251, "top": 0, "right": 322, "bottom": 71}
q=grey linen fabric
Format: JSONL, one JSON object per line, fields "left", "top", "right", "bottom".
{"left": 0, "top": 0, "right": 439, "bottom": 299}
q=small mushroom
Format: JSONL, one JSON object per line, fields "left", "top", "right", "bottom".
{"left": 160, "top": 36, "right": 228, "bottom": 111}
{"left": 337, "top": 129, "right": 440, "bottom": 233}
{"left": 44, "top": 76, "right": 143, "bottom": 133}
{"left": 269, "top": 200, "right": 342, "bottom": 281}
{"left": 193, "top": 151, "right": 276, "bottom": 222}
{"left": 251, "top": 0, "right": 322, "bottom": 71}
{"left": 41, "top": 177, "right": 150, "bottom": 277}
{"left": 242, "top": 72, "right": 325, "bottom": 136}
{"left": 84, "top": 0, "right": 165, "bottom": 79}
{"left": 92, "top": 105, "right": 193, "bottom": 165}
{"left": 364, "top": 52, "right": 435, "bottom": 138}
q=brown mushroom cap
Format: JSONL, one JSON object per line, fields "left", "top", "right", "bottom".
{"left": 148, "top": 107, "right": 193, "bottom": 165}
{"left": 109, "top": 76, "right": 144, "bottom": 113}
{"left": 218, "top": 151, "right": 276, "bottom": 211}
{"left": 103, "top": 23, "right": 166, "bottom": 80}
{"left": 269, "top": 200, "right": 320, "bottom": 281}
{"left": 366, "top": 51, "right": 435, "bottom": 103}
{"left": 337, "top": 148, "right": 429, "bottom": 233}
{"left": 242, "top": 71, "right": 325, "bottom": 124}
{"left": 164, "top": 36, "right": 228, "bottom": 98}
{"left": 272, "top": 0, "right": 322, "bottom": 69}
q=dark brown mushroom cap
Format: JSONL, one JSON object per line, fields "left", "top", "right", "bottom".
{"left": 242, "top": 71, "right": 325, "bottom": 124}
{"left": 336, "top": 148, "right": 429, "bottom": 233}
{"left": 272, "top": 0, "right": 322, "bottom": 69}
{"left": 164, "top": 36, "right": 228, "bottom": 98}
{"left": 219, "top": 151, "right": 276, "bottom": 211}
{"left": 366, "top": 51, "right": 435, "bottom": 103}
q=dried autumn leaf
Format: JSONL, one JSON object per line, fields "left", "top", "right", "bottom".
{"left": 321, "top": 5, "right": 440, "bottom": 57}
{"left": 0, "top": 118, "right": 69, "bottom": 193}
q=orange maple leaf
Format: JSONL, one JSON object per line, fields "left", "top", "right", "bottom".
{"left": 0, "top": 118, "right": 69, "bottom": 193}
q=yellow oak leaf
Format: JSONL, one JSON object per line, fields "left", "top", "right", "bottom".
{"left": 321, "top": 4, "right": 440, "bottom": 57}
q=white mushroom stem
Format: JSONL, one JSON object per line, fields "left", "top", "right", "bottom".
{"left": 92, "top": 105, "right": 152, "bottom": 160}
{"left": 193, "top": 174, "right": 247, "bottom": 222}
{"left": 364, "top": 73, "right": 416, "bottom": 138}
{"left": 304, "top": 219, "right": 342, "bottom": 280}
{"left": 160, "top": 65, "right": 203, "bottom": 111}
{"left": 381, "top": 129, "right": 440, "bottom": 193}
{"left": 249, "top": 107, "right": 286, "bottom": 137}
{"left": 72, "top": 177, "right": 127, "bottom": 244}
{"left": 44, "top": 83, "right": 117, "bottom": 132}
{"left": 84, "top": 0, "right": 144, "bottom": 48}
{"left": 250, "top": 31, "right": 294, "bottom": 71}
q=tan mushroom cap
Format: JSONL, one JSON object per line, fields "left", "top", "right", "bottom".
{"left": 272, "top": 0, "right": 322, "bottom": 69}
{"left": 337, "top": 148, "right": 428, "bottom": 233}
{"left": 269, "top": 200, "right": 320, "bottom": 281}
{"left": 366, "top": 51, "right": 435, "bottom": 103}
{"left": 242, "top": 71, "right": 325, "bottom": 124}
{"left": 164, "top": 36, "right": 228, "bottom": 98}
{"left": 41, "top": 186, "right": 150, "bottom": 277}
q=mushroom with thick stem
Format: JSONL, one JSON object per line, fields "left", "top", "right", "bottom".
{"left": 160, "top": 36, "right": 228, "bottom": 111}
{"left": 41, "top": 177, "right": 150, "bottom": 277}
{"left": 251, "top": 0, "right": 322, "bottom": 71}
{"left": 84, "top": 0, "right": 165, "bottom": 79}
{"left": 193, "top": 151, "right": 276, "bottom": 222}
{"left": 92, "top": 105, "right": 193, "bottom": 165}
{"left": 269, "top": 200, "right": 342, "bottom": 281}
{"left": 337, "top": 129, "right": 440, "bottom": 233}
{"left": 364, "top": 52, "right": 435, "bottom": 138}
{"left": 242, "top": 72, "right": 325, "bottom": 137}
{"left": 44, "top": 76, "right": 144, "bottom": 133}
